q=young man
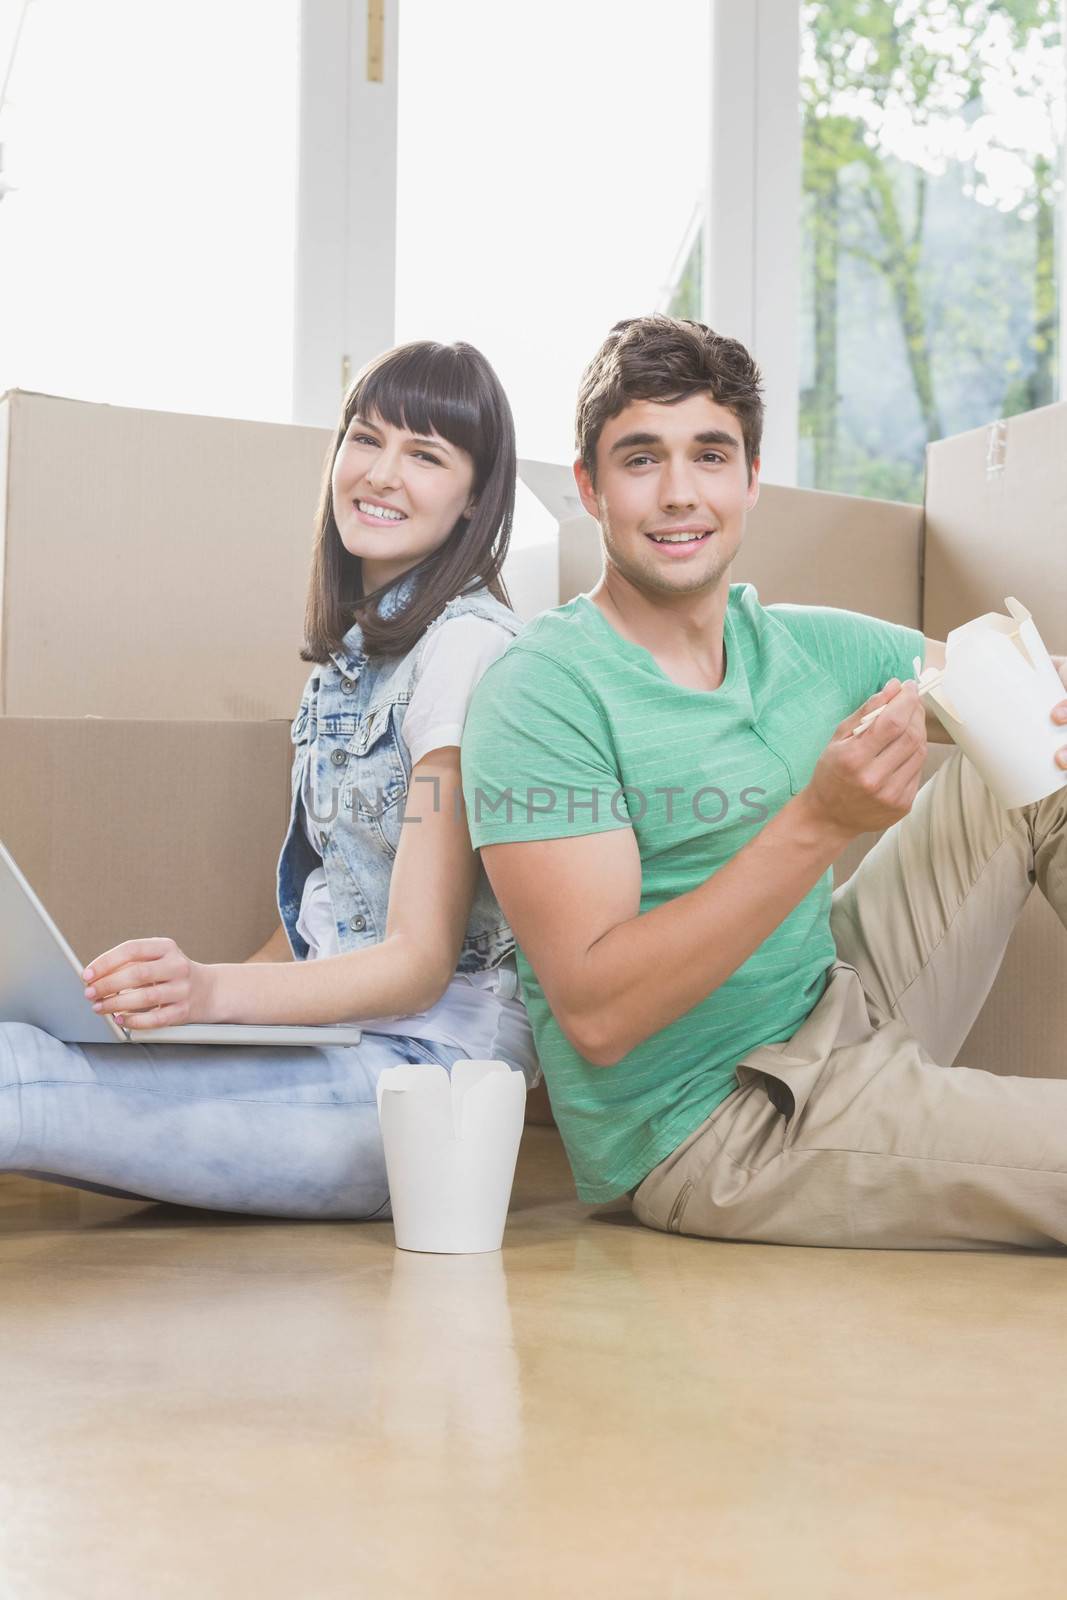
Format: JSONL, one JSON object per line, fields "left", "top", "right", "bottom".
{"left": 462, "top": 314, "right": 1067, "bottom": 1250}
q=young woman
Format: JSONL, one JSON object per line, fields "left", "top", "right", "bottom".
{"left": 0, "top": 340, "right": 539, "bottom": 1218}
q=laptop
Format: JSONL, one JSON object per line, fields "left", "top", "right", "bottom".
{"left": 0, "top": 838, "right": 364, "bottom": 1048}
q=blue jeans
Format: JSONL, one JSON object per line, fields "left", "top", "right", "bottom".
{"left": 0, "top": 1023, "right": 482, "bottom": 1219}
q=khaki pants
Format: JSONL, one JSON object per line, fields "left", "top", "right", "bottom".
{"left": 632, "top": 749, "right": 1067, "bottom": 1250}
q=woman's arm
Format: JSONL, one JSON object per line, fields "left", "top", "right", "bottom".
{"left": 82, "top": 618, "right": 512, "bottom": 1031}
{"left": 202, "top": 745, "right": 478, "bottom": 1024}
{"left": 80, "top": 754, "right": 475, "bottom": 1031}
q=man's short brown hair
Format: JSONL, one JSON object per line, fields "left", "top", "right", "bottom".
{"left": 575, "top": 315, "right": 764, "bottom": 486}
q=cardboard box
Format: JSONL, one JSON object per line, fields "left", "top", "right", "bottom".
{"left": 517, "top": 459, "right": 599, "bottom": 617}
{"left": 549, "top": 471, "right": 924, "bottom": 629}
{"left": 834, "top": 745, "right": 1064, "bottom": 1078}
{"left": 923, "top": 402, "right": 1067, "bottom": 652}
{"left": 0, "top": 390, "right": 333, "bottom": 720}
{"left": 501, "top": 537, "right": 559, "bottom": 623}
{"left": 736, "top": 484, "right": 923, "bottom": 626}
{"left": 0, "top": 717, "right": 291, "bottom": 967}
{"left": 558, "top": 513, "right": 602, "bottom": 612}
{"left": 0, "top": 393, "right": 563, "bottom": 720}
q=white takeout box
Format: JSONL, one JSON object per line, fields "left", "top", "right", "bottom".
{"left": 376, "top": 1060, "right": 527, "bottom": 1254}
{"left": 917, "top": 596, "right": 1067, "bottom": 811}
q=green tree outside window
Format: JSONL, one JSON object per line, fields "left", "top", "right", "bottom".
{"left": 800, "top": 0, "right": 1063, "bottom": 503}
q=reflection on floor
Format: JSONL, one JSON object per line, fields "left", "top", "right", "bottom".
{"left": 2, "top": 1128, "right": 1065, "bottom": 1598}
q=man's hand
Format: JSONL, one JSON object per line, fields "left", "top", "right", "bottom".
{"left": 802, "top": 678, "right": 927, "bottom": 841}
{"left": 81, "top": 937, "right": 217, "bottom": 1030}
{"left": 1054, "top": 657, "right": 1067, "bottom": 769}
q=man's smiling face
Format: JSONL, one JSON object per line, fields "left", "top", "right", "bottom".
{"left": 574, "top": 392, "right": 760, "bottom": 600}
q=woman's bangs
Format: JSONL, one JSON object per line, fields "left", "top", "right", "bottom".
{"left": 349, "top": 346, "right": 487, "bottom": 468}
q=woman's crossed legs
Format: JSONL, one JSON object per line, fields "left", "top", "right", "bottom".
{"left": 0, "top": 1024, "right": 467, "bottom": 1219}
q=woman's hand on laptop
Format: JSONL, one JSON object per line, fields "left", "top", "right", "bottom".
{"left": 81, "top": 937, "right": 216, "bottom": 1029}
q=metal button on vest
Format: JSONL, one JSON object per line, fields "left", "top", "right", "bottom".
{"left": 331, "top": 748, "right": 347, "bottom": 766}
{"left": 341, "top": 678, "right": 356, "bottom": 694}
{"left": 348, "top": 914, "right": 366, "bottom": 932}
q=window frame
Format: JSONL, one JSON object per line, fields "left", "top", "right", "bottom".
{"left": 293, "top": 0, "right": 399, "bottom": 428}
{"left": 706, "top": 0, "right": 802, "bottom": 487}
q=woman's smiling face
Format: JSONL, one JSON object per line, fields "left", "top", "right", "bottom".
{"left": 331, "top": 410, "right": 477, "bottom": 592}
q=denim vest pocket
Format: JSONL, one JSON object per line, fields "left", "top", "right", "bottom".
{"left": 290, "top": 705, "right": 312, "bottom": 745}
{"left": 343, "top": 703, "right": 409, "bottom": 860}
{"left": 288, "top": 704, "right": 311, "bottom": 802}
{"left": 278, "top": 590, "right": 526, "bottom": 971}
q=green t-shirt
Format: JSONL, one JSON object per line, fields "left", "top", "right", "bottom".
{"left": 461, "top": 583, "right": 924, "bottom": 1204}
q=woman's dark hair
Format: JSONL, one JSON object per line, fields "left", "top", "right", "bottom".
{"left": 575, "top": 314, "right": 764, "bottom": 486}
{"left": 301, "top": 340, "right": 515, "bottom": 663}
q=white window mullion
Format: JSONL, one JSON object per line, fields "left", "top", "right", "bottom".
{"left": 706, "top": 0, "right": 800, "bottom": 486}
{"left": 293, "top": 0, "right": 398, "bottom": 428}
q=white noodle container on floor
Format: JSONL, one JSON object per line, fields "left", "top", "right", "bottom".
{"left": 917, "top": 596, "right": 1067, "bottom": 811}
{"left": 376, "top": 1059, "right": 527, "bottom": 1254}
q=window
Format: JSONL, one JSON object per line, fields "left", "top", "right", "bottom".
{"left": 664, "top": 204, "right": 704, "bottom": 322}
{"left": 0, "top": 0, "right": 299, "bottom": 422}
{"left": 798, "top": 0, "right": 1064, "bottom": 502}
{"left": 396, "top": 0, "right": 709, "bottom": 475}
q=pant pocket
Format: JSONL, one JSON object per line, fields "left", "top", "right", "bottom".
{"left": 665, "top": 1179, "right": 693, "bottom": 1234}
{"left": 634, "top": 1080, "right": 784, "bottom": 1234}
{"left": 736, "top": 1058, "right": 796, "bottom": 1119}
{"left": 732, "top": 964, "right": 879, "bottom": 1131}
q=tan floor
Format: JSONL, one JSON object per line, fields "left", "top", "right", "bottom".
{"left": 2, "top": 1130, "right": 1066, "bottom": 1599}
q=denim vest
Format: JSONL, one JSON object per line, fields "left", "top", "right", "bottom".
{"left": 276, "top": 583, "right": 524, "bottom": 971}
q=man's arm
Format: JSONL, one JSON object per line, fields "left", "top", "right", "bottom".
{"left": 482, "top": 679, "right": 928, "bottom": 1068}
{"left": 483, "top": 792, "right": 849, "bottom": 1068}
